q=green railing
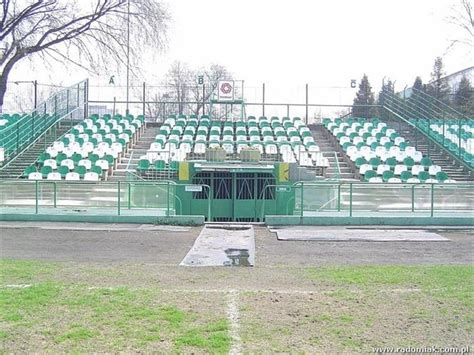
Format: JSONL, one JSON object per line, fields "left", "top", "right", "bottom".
{"left": 1, "top": 180, "right": 472, "bottom": 221}
{"left": 261, "top": 181, "right": 473, "bottom": 220}
{"left": 0, "top": 79, "right": 88, "bottom": 164}
{"left": 381, "top": 89, "right": 473, "bottom": 167}
{"left": 0, "top": 180, "right": 197, "bottom": 218}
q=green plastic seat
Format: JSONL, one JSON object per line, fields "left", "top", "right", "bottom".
{"left": 363, "top": 170, "right": 377, "bottom": 182}
{"left": 56, "top": 153, "right": 67, "bottom": 163}
{"left": 89, "top": 154, "right": 100, "bottom": 163}
{"left": 72, "top": 153, "right": 82, "bottom": 163}
{"left": 40, "top": 165, "right": 52, "bottom": 177}
{"left": 91, "top": 165, "right": 103, "bottom": 176}
{"left": 23, "top": 165, "right": 37, "bottom": 177}
{"left": 169, "top": 161, "right": 179, "bottom": 171}
{"left": 154, "top": 160, "right": 166, "bottom": 171}
{"left": 435, "top": 171, "right": 449, "bottom": 182}
{"left": 57, "top": 165, "right": 69, "bottom": 178}
{"left": 74, "top": 165, "right": 87, "bottom": 178}
{"left": 400, "top": 171, "right": 413, "bottom": 182}
{"left": 403, "top": 157, "right": 415, "bottom": 167}
{"left": 418, "top": 171, "right": 430, "bottom": 182}
{"left": 369, "top": 157, "right": 381, "bottom": 169}
{"left": 104, "top": 155, "right": 114, "bottom": 165}
{"left": 137, "top": 159, "right": 150, "bottom": 172}
{"left": 355, "top": 157, "right": 367, "bottom": 168}
{"left": 386, "top": 157, "right": 397, "bottom": 168}
{"left": 420, "top": 157, "right": 433, "bottom": 167}
{"left": 38, "top": 152, "right": 51, "bottom": 164}
{"left": 382, "top": 170, "right": 394, "bottom": 182}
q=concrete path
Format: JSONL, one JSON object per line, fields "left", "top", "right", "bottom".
{"left": 180, "top": 224, "right": 255, "bottom": 267}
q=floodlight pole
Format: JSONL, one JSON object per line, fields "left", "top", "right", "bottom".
{"left": 126, "top": 0, "right": 130, "bottom": 115}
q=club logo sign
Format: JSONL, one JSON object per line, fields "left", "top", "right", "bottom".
{"left": 218, "top": 80, "right": 234, "bottom": 101}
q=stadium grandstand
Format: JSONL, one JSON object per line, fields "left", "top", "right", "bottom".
{"left": 0, "top": 79, "right": 472, "bottom": 224}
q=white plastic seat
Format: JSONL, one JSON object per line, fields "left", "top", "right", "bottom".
{"left": 65, "top": 172, "right": 80, "bottom": 180}
{"left": 368, "top": 176, "right": 383, "bottom": 183}
{"left": 395, "top": 151, "right": 407, "bottom": 162}
{"left": 78, "top": 159, "right": 92, "bottom": 170}
{"left": 412, "top": 151, "right": 423, "bottom": 163}
{"left": 380, "top": 136, "right": 391, "bottom": 146}
{"left": 111, "top": 142, "right": 123, "bottom": 153}
{"left": 388, "top": 177, "right": 402, "bottom": 183}
{"left": 307, "top": 145, "right": 320, "bottom": 153}
{"left": 406, "top": 177, "right": 421, "bottom": 183}
{"left": 64, "top": 133, "right": 75, "bottom": 142}
{"left": 222, "top": 143, "right": 234, "bottom": 154}
{"left": 353, "top": 137, "right": 364, "bottom": 145}
{"left": 376, "top": 164, "right": 390, "bottom": 175}
{"left": 46, "top": 147, "right": 59, "bottom": 158}
{"left": 425, "top": 178, "right": 438, "bottom": 183}
{"left": 428, "top": 165, "right": 441, "bottom": 176}
{"left": 95, "top": 160, "right": 109, "bottom": 171}
{"left": 265, "top": 144, "right": 278, "bottom": 154}
{"left": 411, "top": 165, "right": 425, "bottom": 176}
{"left": 28, "top": 172, "right": 42, "bottom": 180}
{"left": 340, "top": 136, "right": 350, "bottom": 145}
{"left": 43, "top": 159, "right": 57, "bottom": 170}
{"left": 61, "top": 159, "right": 75, "bottom": 170}
{"left": 47, "top": 172, "right": 62, "bottom": 180}
{"left": 84, "top": 172, "right": 99, "bottom": 181}
{"left": 91, "top": 133, "right": 102, "bottom": 142}
{"left": 375, "top": 146, "right": 386, "bottom": 157}
{"left": 394, "top": 137, "right": 405, "bottom": 146}
{"left": 193, "top": 143, "right": 206, "bottom": 154}
{"left": 53, "top": 141, "right": 65, "bottom": 151}
{"left": 394, "top": 164, "right": 407, "bottom": 175}
{"left": 359, "top": 164, "right": 372, "bottom": 175}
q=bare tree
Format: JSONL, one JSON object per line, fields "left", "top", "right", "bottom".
{"left": 0, "top": 0, "right": 170, "bottom": 110}
{"left": 191, "top": 63, "right": 232, "bottom": 115}
{"left": 445, "top": 0, "right": 474, "bottom": 52}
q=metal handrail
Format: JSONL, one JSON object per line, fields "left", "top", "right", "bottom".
{"left": 411, "top": 88, "right": 469, "bottom": 119}
{"left": 382, "top": 106, "right": 472, "bottom": 170}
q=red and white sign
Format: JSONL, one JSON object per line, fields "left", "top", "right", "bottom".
{"left": 218, "top": 80, "right": 234, "bottom": 101}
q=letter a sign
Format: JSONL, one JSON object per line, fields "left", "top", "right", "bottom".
{"left": 218, "top": 80, "right": 234, "bottom": 101}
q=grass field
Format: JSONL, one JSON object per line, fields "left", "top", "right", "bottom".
{"left": 1, "top": 259, "right": 473, "bottom": 353}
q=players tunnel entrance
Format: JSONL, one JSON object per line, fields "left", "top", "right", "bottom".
{"left": 188, "top": 171, "right": 277, "bottom": 222}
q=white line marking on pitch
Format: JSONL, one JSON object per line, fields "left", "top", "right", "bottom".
{"left": 226, "top": 289, "right": 242, "bottom": 355}
{"left": 2, "top": 284, "right": 32, "bottom": 288}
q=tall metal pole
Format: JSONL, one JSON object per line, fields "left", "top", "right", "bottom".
{"left": 126, "top": 0, "right": 130, "bottom": 115}
{"left": 262, "top": 83, "right": 265, "bottom": 117}
{"left": 305, "top": 83, "right": 308, "bottom": 124}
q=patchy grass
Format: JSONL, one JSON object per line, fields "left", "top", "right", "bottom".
{"left": 1, "top": 263, "right": 230, "bottom": 353}
{"left": 1, "top": 259, "right": 473, "bottom": 353}
{"left": 305, "top": 265, "right": 474, "bottom": 306}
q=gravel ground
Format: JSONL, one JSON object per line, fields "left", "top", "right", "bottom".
{"left": 1, "top": 222, "right": 472, "bottom": 266}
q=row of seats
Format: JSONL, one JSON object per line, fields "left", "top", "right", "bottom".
{"left": 24, "top": 113, "right": 143, "bottom": 181}
{"left": 138, "top": 115, "right": 328, "bottom": 169}
{"left": 324, "top": 117, "right": 454, "bottom": 183}
{"left": 409, "top": 118, "right": 474, "bottom": 167}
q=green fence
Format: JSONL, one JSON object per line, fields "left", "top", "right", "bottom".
{"left": 0, "top": 80, "right": 88, "bottom": 164}
{"left": 0, "top": 180, "right": 179, "bottom": 216}
{"left": 262, "top": 181, "right": 473, "bottom": 219}
{"left": 0, "top": 180, "right": 472, "bottom": 220}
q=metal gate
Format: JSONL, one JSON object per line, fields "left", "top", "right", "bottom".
{"left": 191, "top": 172, "right": 276, "bottom": 222}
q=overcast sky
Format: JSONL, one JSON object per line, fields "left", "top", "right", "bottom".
{"left": 8, "top": 0, "right": 474, "bottom": 107}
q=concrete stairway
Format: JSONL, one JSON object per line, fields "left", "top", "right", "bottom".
{"left": 384, "top": 119, "right": 473, "bottom": 182}
{"left": 0, "top": 122, "right": 75, "bottom": 179}
{"left": 108, "top": 125, "right": 161, "bottom": 181}
{"left": 310, "top": 124, "right": 357, "bottom": 180}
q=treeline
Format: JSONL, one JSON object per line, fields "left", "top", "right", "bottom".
{"left": 352, "top": 57, "right": 473, "bottom": 118}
